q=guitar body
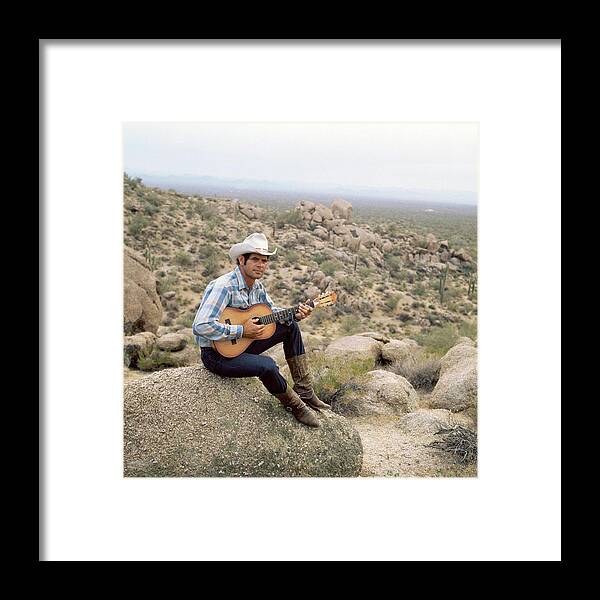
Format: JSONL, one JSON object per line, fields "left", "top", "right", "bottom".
{"left": 211, "top": 291, "right": 337, "bottom": 358}
{"left": 212, "top": 303, "right": 277, "bottom": 358}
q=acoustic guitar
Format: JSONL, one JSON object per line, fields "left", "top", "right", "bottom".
{"left": 212, "top": 291, "right": 337, "bottom": 357}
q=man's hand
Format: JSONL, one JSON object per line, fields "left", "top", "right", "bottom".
{"left": 243, "top": 316, "right": 265, "bottom": 338}
{"left": 294, "top": 303, "right": 313, "bottom": 321}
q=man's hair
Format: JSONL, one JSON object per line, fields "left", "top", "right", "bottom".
{"left": 237, "top": 253, "right": 252, "bottom": 265}
{"left": 237, "top": 252, "right": 269, "bottom": 265}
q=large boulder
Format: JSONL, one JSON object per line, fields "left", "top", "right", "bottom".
{"left": 430, "top": 342, "right": 477, "bottom": 413}
{"left": 124, "top": 246, "right": 163, "bottom": 335}
{"left": 332, "top": 370, "right": 418, "bottom": 417}
{"left": 124, "top": 365, "right": 363, "bottom": 477}
{"left": 324, "top": 335, "right": 384, "bottom": 362}
{"left": 381, "top": 339, "right": 419, "bottom": 363}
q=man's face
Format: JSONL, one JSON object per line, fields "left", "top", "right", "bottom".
{"left": 240, "top": 253, "right": 269, "bottom": 279}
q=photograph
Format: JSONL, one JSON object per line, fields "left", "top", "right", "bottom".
{"left": 122, "top": 122, "right": 479, "bottom": 477}
{"left": 42, "top": 39, "right": 561, "bottom": 562}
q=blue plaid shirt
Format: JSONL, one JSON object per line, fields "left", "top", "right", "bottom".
{"left": 192, "top": 265, "right": 293, "bottom": 348}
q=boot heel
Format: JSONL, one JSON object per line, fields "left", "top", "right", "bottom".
{"left": 275, "top": 387, "right": 320, "bottom": 428}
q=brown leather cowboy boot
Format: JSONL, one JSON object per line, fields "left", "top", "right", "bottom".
{"left": 275, "top": 385, "right": 320, "bottom": 427}
{"left": 286, "top": 354, "right": 331, "bottom": 411}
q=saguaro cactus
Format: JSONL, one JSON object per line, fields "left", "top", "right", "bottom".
{"left": 439, "top": 263, "right": 449, "bottom": 304}
{"left": 467, "top": 272, "right": 477, "bottom": 299}
{"left": 143, "top": 245, "right": 157, "bottom": 272}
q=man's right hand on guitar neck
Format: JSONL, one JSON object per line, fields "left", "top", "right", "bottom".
{"left": 243, "top": 316, "right": 265, "bottom": 338}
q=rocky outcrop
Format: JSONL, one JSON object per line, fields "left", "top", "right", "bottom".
{"left": 332, "top": 370, "right": 418, "bottom": 417}
{"left": 238, "top": 204, "right": 263, "bottom": 220}
{"left": 124, "top": 365, "right": 363, "bottom": 477}
{"left": 124, "top": 246, "right": 162, "bottom": 335}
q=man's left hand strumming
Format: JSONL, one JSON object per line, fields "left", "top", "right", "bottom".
{"left": 295, "top": 303, "right": 313, "bottom": 321}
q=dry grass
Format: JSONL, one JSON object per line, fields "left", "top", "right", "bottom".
{"left": 386, "top": 352, "right": 441, "bottom": 391}
{"left": 427, "top": 425, "right": 477, "bottom": 464}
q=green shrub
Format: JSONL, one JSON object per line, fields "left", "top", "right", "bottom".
{"left": 308, "top": 308, "right": 325, "bottom": 327}
{"left": 203, "top": 255, "right": 221, "bottom": 278}
{"left": 137, "top": 349, "right": 177, "bottom": 372}
{"left": 128, "top": 214, "right": 150, "bottom": 237}
{"left": 145, "top": 193, "right": 161, "bottom": 207}
{"left": 284, "top": 249, "right": 299, "bottom": 265}
{"left": 416, "top": 323, "right": 460, "bottom": 357}
{"left": 175, "top": 251, "right": 194, "bottom": 267}
{"left": 458, "top": 319, "right": 477, "bottom": 340}
{"left": 340, "top": 277, "right": 360, "bottom": 294}
{"left": 340, "top": 315, "right": 362, "bottom": 335}
{"left": 308, "top": 353, "right": 376, "bottom": 404}
{"left": 413, "top": 283, "right": 427, "bottom": 297}
{"left": 204, "top": 228, "right": 218, "bottom": 242}
{"left": 320, "top": 259, "right": 344, "bottom": 276}
{"left": 385, "top": 255, "right": 403, "bottom": 271}
{"left": 195, "top": 201, "right": 218, "bottom": 220}
{"left": 275, "top": 209, "right": 304, "bottom": 228}
{"left": 143, "top": 202, "right": 160, "bottom": 216}
{"left": 385, "top": 294, "right": 401, "bottom": 311}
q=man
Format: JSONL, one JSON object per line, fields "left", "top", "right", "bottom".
{"left": 192, "top": 232, "right": 330, "bottom": 428}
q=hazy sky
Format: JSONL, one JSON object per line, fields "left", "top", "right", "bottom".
{"left": 123, "top": 122, "right": 478, "bottom": 193}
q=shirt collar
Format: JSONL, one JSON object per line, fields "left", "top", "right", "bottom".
{"left": 234, "top": 265, "right": 259, "bottom": 291}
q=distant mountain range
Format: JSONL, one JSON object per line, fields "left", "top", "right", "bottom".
{"left": 126, "top": 172, "right": 478, "bottom": 208}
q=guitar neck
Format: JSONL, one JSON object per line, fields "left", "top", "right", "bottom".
{"left": 257, "top": 300, "right": 315, "bottom": 325}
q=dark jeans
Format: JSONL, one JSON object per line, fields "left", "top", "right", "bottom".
{"left": 200, "top": 320, "right": 305, "bottom": 395}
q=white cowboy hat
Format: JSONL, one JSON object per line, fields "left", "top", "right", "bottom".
{"left": 229, "top": 232, "right": 278, "bottom": 262}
